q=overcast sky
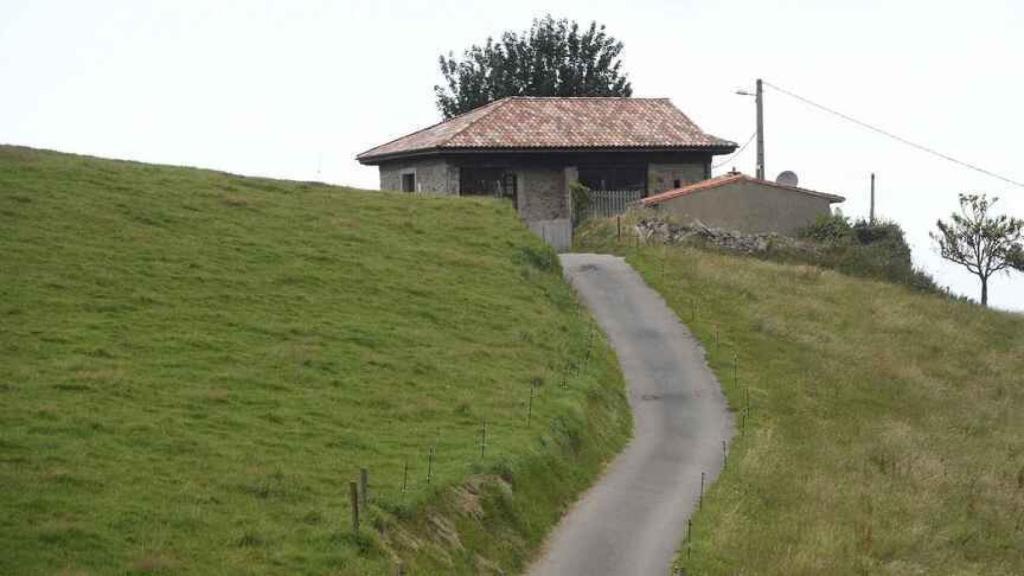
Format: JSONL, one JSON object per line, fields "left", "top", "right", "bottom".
{"left": 2, "top": 0, "right": 1022, "bottom": 310}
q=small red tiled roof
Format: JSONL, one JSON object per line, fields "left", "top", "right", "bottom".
{"left": 641, "top": 172, "right": 845, "bottom": 205}
{"left": 357, "top": 97, "right": 735, "bottom": 163}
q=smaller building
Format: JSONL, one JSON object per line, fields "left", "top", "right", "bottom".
{"left": 640, "top": 171, "right": 845, "bottom": 235}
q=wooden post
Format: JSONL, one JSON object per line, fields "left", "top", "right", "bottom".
{"left": 359, "top": 468, "right": 368, "bottom": 510}
{"left": 756, "top": 78, "right": 765, "bottom": 179}
{"left": 426, "top": 447, "right": 434, "bottom": 485}
{"left": 349, "top": 481, "right": 359, "bottom": 533}
{"left": 714, "top": 324, "right": 719, "bottom": 351}
{"left": 699, "top": 471, "right": 705, "bottom": 508}
{"left": 870, "top": 173, "right": 876, "bottom": 224}
{"left": 617, "top": 215, "right": 622, "bottom": 240}
{"left": 687, "top": 518, "right": 692, "bottom": 559}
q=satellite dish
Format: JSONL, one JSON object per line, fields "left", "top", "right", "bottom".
{"left": 776, "top": 171, "right": 799, "bottom": 187}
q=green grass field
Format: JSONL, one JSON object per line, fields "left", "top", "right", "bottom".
{"left": 0, "top": 146, "right": 631, "bottom": 575}
{"left": 577, "top": 218, "right": 1024, "bottom": 575}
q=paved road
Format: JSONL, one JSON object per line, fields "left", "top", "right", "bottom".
{"left": 527, "top": 253, "right": 734, "bottom": 576}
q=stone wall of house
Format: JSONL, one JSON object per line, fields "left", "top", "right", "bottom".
{"left": 379, "top": 159, "right": 459, "bottom": 194}
{"left": 652, "top": 179, "right": 834, "bottom": 235}
{"left": 648, "top": 162, "right": 709, "bottom": 195}
{"left": 515, "top": 166, "right": 568, "bottom": 221}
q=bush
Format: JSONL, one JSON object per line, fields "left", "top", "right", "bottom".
{"left": 798, "top": 212, "right": 854, "bottom": 243}
{"left": 570, "top": 182, "right": 592, "bottom": 228}
{"left": 793, "top": 216, "right": 939, "bottom": 292}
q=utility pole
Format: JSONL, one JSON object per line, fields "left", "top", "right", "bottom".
{"left": 755, "top": 78, "right": 765, "bottom": 180}
{"left": 869, "top": 173, "right": 876, "bottom": 223}
{"left": 736, "top": 79, "right": 765, "bottom": 179}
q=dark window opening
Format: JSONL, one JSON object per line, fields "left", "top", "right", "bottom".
{"left": 673, "top": 179, "right": 682, "bottom": 188}
{"left": 578, "top": 165, "right": 646, "bottom": 194}
{"left": 460, "top": 167, "right": 518, "bottom": 207}
{"left": 401, "top": 173, "right": 415, "bottom": 193}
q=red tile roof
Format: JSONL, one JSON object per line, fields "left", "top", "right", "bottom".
{"left": 641, "top": 172, "right": 846, "bottom": 205}
{"left": 357, "top": 97, "right": 735, "bottom": 163}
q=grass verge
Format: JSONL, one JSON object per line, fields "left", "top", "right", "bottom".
{"left": 0, "top": 146, "right": 630, "bottom": 575}
{"left": 577, "top": 217, "right": 1024, "bottom": 575}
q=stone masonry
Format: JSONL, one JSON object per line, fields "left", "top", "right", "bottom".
{"left": 379, "top": 159, "right": 459, "bottom": 194}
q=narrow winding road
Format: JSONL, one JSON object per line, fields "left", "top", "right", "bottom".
{"left": 527, "top": 254, "right": 734, "bottom": 576}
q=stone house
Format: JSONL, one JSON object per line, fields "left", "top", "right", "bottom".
{"left": 356, "top": 97, "right": 736, "bottom": 250}
{"left": 640, "top": 171, "right": 845, "bottom": 235}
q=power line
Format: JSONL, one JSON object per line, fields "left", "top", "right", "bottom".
{"left": 762, "top": 80, "right": 1024, "bottom": 189}
{"left": 712, "top": 131, "right": 756, "bottom": 170}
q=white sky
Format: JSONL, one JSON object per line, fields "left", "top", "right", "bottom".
{"left": 2, "top": 0, "right": 1022, "bottom": 311}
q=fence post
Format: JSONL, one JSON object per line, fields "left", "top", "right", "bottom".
{"left": 687, "top": 518, "right": 692, "bottom": 559}
{"left": 349, "top": 481, "right": 359, "bottom": 533}
{"left": 426, "top": 447, "right": 434, "bottom": 485}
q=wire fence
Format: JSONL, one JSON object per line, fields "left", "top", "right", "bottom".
{"left": 345, "top": 312, "right": 614, "bottom": 556}
{"left": 348, "top": 236, "right": 748, "bottom": 575}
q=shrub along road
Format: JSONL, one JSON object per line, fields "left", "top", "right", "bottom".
{"left": 527, "top": 254, "right": 733, "bottom": 576}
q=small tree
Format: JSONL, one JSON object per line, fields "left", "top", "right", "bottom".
{"left": 931, "top": 193, "right": 1024, "bottom": 306}
{"left": 434, "top": 15, "right": 632, "bottom": 118}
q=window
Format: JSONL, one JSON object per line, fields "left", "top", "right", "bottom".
{"left": 459, "top": 167, "right": 518, "bottom": 208}
{"left": 673, "top": 179, "right": 682, "bottom": 189}
{"left": 460, "top": 167, "right": 502, "bottom": 196}
{"left": 460, "top": 167, "right": 517, "bottom": 199}
{"left": 578, "top": 165, "right": 646, "bottom": 193}
{"left": 401, "top": 173, "right": 415, "bottom": 193}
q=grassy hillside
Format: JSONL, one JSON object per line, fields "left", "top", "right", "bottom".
{"left": 577, "top": 219, "right": 1024, "bottom": 575}
{"left": 0, "top": 146, "right": 631, "bottom": 575}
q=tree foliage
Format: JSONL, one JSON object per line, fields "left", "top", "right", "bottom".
{"left": 931, "top": 193, "right": 1024, "bottom": 306}
{"left": 434, "top": 15, "right": 633, "bottom": 118}
{"left": 798, "top": 212, "right": 939, "bottom": 292}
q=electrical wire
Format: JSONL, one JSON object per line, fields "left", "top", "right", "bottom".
{"left": 762, "top": 80, "right": 1024, "bottom": 189}
{"left": 712, "top": 131, "right": 756, "bottom": 170}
